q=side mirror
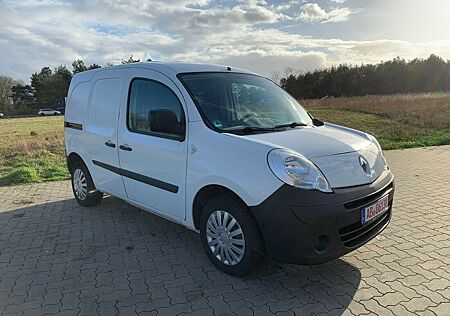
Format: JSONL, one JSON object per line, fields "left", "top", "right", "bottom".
{"left": 148, "top": 109, "right": 185, "bottom": 140}
{"left": 308, "top": 112, "right": 324, "bottom": 126}
{"left": 312, "top": 117, "right": 324, "bottom": 126}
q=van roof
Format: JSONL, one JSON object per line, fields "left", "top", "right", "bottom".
{"left": 75, "top": 61, "right": 256, "bottom": 78}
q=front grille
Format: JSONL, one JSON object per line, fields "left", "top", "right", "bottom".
{"left": 344, "top": 183, "right": 394, "bottom": 210}
{"left": 339, "top": 208, "right": 391, "bottom": 248}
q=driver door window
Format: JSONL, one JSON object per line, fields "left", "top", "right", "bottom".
{"left": 128, "top": 79, "right": 185, "bottom": 140}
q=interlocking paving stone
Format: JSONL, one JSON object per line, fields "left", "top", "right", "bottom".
{"left": 0, "top": 145, "right": 449, "bottom": 315}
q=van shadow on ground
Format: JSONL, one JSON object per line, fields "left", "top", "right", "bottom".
{"left": 0, "top": 196, "right": 361, "bottom": 315}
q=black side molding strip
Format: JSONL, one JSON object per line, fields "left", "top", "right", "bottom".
{"left": 64, "top": 121, "right": 83, "bottom": 130}
{"left": 92, "top": 160, "right": 179, "bottom": 193}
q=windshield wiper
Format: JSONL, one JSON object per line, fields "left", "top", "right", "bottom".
{"left": 226, "top": 126, "right": 277, "bottom": 134}
{"left": 274, "top": 122, "right": 308, "bottom": 129}
{"left": 225, "top": 122, "right": 308, "bottom": 135}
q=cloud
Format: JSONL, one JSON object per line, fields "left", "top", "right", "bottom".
{"left": 330, "top": 0, "right": 347, "bottom": 3}
{"left": 0, "top": 0, "right": 450, "bottom": 82}
{"left": 215, "top": 52, "right": 327, "bottom": 77}
{"left": 299, "top": 2, "right": 356, "bottom": 23}
{"left": 324, "top": 7, "right": 353, "bottom": 23}
{"left": 242, "top": 4, "right": 279, "bottom": 23}
{"left": 271, "top": 0, "right": 301, "bottom": 12}
{"left": 0, "top": 0, "right": 280, "bottom": 80}
{"left": 299, "top": 3, "right": 329, "bottom": 22}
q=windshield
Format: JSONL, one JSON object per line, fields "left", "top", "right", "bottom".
{"left": 178, "top": 72, "right": 313, "bottom": 134}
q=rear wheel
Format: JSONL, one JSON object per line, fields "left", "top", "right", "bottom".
{"left": 200, "top": 194, "right": 263, "bottom": 276}
{"left": 71, "top": 161, "right": 103, "bottom": 206}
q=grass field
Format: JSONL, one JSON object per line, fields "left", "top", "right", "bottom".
{"left": 305, "top": 92, "right": 450, "bottom": 150}
{"left": 1, "top": 92, "right": 449, "bottom": 186}
{"left": 0, "top": 116, "right": 68, "bottom": 186}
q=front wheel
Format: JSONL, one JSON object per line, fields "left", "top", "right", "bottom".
{"left": 199, "top": 194, "right": 263, "bottom": 276}
{"left": 71, "top": 161, "right": 103, "bottom": 207}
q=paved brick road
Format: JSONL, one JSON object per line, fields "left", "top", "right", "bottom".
{"left": 0, "top": 146, "right": 449, "bottom": 316}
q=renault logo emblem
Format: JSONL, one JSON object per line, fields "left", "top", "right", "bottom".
{"left": 359, "top": 156, "right": 371, "bottom": 175}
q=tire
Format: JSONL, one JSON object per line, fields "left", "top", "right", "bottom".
{"left": 199, "top": 194, "right": 263, "bottom": 276}
{"left": 40, "top": 113, "right": 45, "bottom": 116}
{"left": 70, "top": 161, "right": 103, "bottom": 207}
{"left": 54, "top": 112, "right": 58, "bottom": 116}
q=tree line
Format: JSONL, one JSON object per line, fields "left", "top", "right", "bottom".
{"left": 0, "top": 55, "right": 144, "bottom": 115}
{"left": 2, "top": 54, "right": 450, "bottom": 115}
{"left": 280, "top": 54, "right": 450, "bottom": 99}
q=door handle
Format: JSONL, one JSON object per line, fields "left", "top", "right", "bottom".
{"left": 119, "top": 144, "right": 132, "bottom": 151}
{"left": 105, "top": 140, "right": 116, "bottom": 148}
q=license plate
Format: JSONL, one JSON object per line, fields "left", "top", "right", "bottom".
{"left": 361, "top": 195, "right": 389, "bottom": 225}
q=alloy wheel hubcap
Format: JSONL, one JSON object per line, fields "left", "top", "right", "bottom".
{"left": 73, "top": 169, "right": 87, "bottom": 200}
{"left": 206, "top": 210, "right": 245, "bottom": 266}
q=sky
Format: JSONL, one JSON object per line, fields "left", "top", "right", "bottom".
{"left": 1, "top": 0, "right": 450, "bottom": 82}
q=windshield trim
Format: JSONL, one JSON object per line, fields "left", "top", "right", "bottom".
{"left": 176, "top": 71, "right": 312, "bottom": 135}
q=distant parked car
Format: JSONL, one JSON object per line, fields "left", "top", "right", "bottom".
{"left": 38, "top": 108, "right": 61, "bottom": 116}
{"left": 0, "top": 113, "right": 4, "bottom": 118}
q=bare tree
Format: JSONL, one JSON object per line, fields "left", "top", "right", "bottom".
{"left": 269, "top": 69, "right": 281, "bottom": 85}
{"left": 283, "top": 66, "right": 299, "bottom": 78}
{"left": 0, "top": 75, "right": 20, "bottom": 114}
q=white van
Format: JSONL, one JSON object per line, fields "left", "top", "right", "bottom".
{"left": 64, "top": 62, "right": 394, "bottom": 276}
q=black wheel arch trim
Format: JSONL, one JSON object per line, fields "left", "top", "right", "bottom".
{"left": 92, "top": 160, "right": 179, "bottom": 193}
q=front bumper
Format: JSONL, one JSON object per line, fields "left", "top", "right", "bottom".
{"left": 250, "top": 170, "right": 395, "bottom": 265}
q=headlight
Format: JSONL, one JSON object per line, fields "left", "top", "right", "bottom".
{"left": 267, "top": 149, "right": 332, "bottom": 193}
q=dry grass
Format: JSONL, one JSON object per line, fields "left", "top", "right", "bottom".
{"left": 303, "top": 93, "right": 450, "bottom": 150}
{"left": 0, "top": 116, "right": 67, "bottom": 186}
{"left": 0, "top": 116, "right": 64, "bottom": 155}
{"left": 303, "top": 92, "right": 450, "bottom": 129}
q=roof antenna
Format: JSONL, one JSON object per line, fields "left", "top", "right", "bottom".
{"left": 226, "top": 66, "right": 232, "bottom": 71}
